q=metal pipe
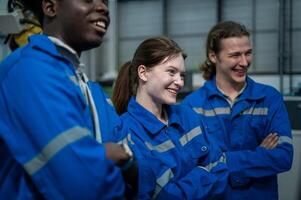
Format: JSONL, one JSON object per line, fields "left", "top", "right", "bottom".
{"left": 252, "top": 0, "right": 257, "bottom": 72}
{"left": 289, "top": 0, "right": 293, "bottom": 94}
{"left": 217, "top": 0, "right": 223, "bottom": 22}
{"left": 278, "top": 0, "right": 285, "bottom": 93}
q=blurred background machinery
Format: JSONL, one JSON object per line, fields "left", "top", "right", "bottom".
{"left": 0, "top": 0, "right": 42, "bottom": 51}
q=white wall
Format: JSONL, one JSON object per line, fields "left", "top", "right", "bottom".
{"left": 250, "top": 74, "right": 301, "bottom": 95}
{"left": 0, "top": 0, "right": 7, "bottom": 12}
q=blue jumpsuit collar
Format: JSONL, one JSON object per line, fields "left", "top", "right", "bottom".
{"left": 127, "top": 97, "right": 182, "bottom": 135}
{"left": 241, "top": 77, "right": 265, "bottom": 100}
{"left": 204, "top": 76, "right": 265, "bottom": 101}
{"left": 28, "top": 34, "right": 66, "bottom": 60}
{"left": 204, "top": 78, "right": 224, "bottom": 99}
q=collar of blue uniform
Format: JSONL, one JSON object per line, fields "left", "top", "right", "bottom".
{"left": 48, "top": 36, "right": 78, "bottom": 57}
{"left": 47, "top": 36, "right": 84, "bottom": 71}
{"left": 28, "top": 34, "right": 63, "bottom": 58}
{"left": 30, "top": 35, "right": 102, "bottom": 142}
{"left": 205, "top": 76, "right": 265, "bottom": 101}
{"left": 28, "top": 34, "right": 83, "bottom": 70}
{"left": 127, "top": 97, "right": 182, "bottom": 134}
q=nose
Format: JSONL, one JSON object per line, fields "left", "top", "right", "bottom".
{"left": 94, "top": 1, "right": 110, "bottom": 26}
{"left": 95, "top": 0, "right": 109, "bottom": 15}
{"left": 174, "top": 75, "right": 184, "bottom": 89}
{"left": 239, "top": 54, "right": 249, "bottom": 67}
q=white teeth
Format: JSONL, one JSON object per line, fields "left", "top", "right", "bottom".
{"left": 167, "top": 89, "right": 177, "bottom": 94}
{"left": 95, "top": 21, "right": 105, "bottom": 28}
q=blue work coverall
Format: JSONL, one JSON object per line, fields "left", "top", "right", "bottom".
{"left": 0, "top": 35, "right": 125, "bottom": 199}
{"left": 120, "top": 97, "right": 228, "bottom": 200}
{"left": 183, "top": 77, "right": 293, "bottom": 200}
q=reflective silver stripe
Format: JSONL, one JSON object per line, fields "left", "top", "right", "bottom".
{"left": 153, "top": 169, "right": 174, "bottom": 199}
{"left": 205, "top": 153, "right": 227, "bottom": 172}
{"left": 179, "top": 126, "right": 202, "bottom": 146}
{"left": 68, "top": 75, "right": 79, "bottom": 86}
{"left": 198, "top": 166, "right": 209, "bottom": 172}
{"left": 106, "top": 98, "right": 114, "bottom": 107}
{"left": 214, "top": 107, "right": 231, "bottom": 115}
{"left": 117, "top": 135, "right": 134, "bottom": 158}
{"left": 193, "top": 107, "right": 215, "bottom": 116}
{"left": 145, "top": 140, "right": 175, "bottom": 153}
{"left": 193, "top": 107, "right": 230, "bottom": 116}
{"left": 126, "top": 133, "right": 135, "bottom": 145}
{"left": 24, "top": 126, "right": 90, "bottom": 175}
{"left": 79, "top": 71, "right": 102, "bottom": 144}
{"left": 278, "top": 136, "right": 293, "bottom": 145}
{"left": 117, "top": 133, "right": 135, "bottom": 146}
{"left": 241, "top": 107, "right": 268, "bottom": 115}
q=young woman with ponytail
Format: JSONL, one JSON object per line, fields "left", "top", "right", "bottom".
{"left": 112, "top": 36, "right": 228, "bottom": 199}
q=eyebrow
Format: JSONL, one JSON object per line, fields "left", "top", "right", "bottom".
{"left": 167, "top": 66, "right": 186, "bottom": 73}
{"left": 228, "top": 48, "right": 253, "bottom": 55}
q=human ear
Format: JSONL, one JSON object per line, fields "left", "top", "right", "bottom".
{"left": 42, "top": 0, "right": 57, "bottom": 18}
{"left": 137, "top": 65, "right": 148, "bottom": 82}
{"left": 208, "top": 51, "right": 217, "bottom": 64}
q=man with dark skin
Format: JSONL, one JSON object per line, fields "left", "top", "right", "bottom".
{"left": 0, "top": 0, "right": 134, "bottom": 199}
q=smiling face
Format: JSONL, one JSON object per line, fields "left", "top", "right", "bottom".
{"left": 209, "top": 36, "right": 252, "bottom": 88}
{"left": 44, "top": 0, "right": 110, "bottom": 54}
{"left": 137, "top": 53, "right": 185, "bottom": 110}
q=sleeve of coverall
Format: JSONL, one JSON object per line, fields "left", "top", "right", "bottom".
{"left": 1, "top": 58, "right": 125, "bottom": 199}
{"left": 133, "top": 146, "right": 228, "bottom": 200}
{"left": 225, "top": 90, "right": 293, "bottom": 187}
{"left": 155, "top": 163, "right": 228, "bottom": 200}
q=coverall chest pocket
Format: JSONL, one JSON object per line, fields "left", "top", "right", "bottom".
{"left": 182, "top": 134, "right": 210, "bottom": 161}
{"left": 204, "top": 118, "right": 221, "bottom": 134}
{"left": 146, "top": 142, "right": 179, "bottom": 171}
{"left": 203, "top": 120, "right": 228, "bottom": 152}
{"left": 245, "top": 115, "right": 268, "bottom": 147}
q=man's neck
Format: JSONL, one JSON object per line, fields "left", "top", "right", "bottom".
{"left": 48, "top": 36, "right": 79, "bottom": 58}
{"left": 216, "top": 78, "right": 246, "bottom": 102}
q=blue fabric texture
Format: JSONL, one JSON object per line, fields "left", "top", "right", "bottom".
{"left": 120, "top": 97, "right": 228, "bottom": 199}
{"left": 0, "top": 34, "right": 125, "bottom": 199}
{"left": 183, "top": 76, "right": 293, "bottom": 200}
